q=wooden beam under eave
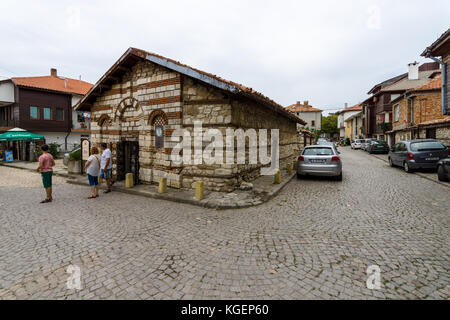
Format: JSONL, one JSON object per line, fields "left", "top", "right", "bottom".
{"left": 117, "top": 66, "right": 130, "bottom": 72}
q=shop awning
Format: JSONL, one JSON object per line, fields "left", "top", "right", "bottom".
{"left": 0, "top": 128, "right": 44, "bottom": 141}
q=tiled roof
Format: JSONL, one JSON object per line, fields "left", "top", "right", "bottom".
{"left": 77, "top": 47, "right": 307, "bottom": 125}
{"left": 286, "top": 102, "right": 323, "bottom": 113}
{"left": 337, "top": 103, "right": 363, "bottom": 114}
{"left": 414, "top": 76, "right": 442, "bottom": 90}
{"left": 380, "top": 70, "right": 440, "bottom": 92}
{"left": 417, "top": 116, "right": 450, "bottom": 127}
{"left": 12, "top": 75, "right": 93, "bottom": 95}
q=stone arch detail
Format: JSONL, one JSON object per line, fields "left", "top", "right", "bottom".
{"left": 97, "top": 114, "right": 112, "bottom": 127}
{"left": 114, "top": 97, "right": 144, "bottom": 121}
{"left": 148, "top": 109, "right": 168, "bottom": 126}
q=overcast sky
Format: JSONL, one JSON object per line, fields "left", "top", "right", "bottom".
{"left": 0, "top": 0, "right": 449, "bottom": 114}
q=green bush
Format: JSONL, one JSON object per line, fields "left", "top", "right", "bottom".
{"left": 68, "top": 148, "right": 81, "bottom": 161}
{"left": 34, "top": 142, "right": 60, "bottom": 159}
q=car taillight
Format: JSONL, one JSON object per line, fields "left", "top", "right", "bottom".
{"left": 331, "top": 156, "right": 340, "bottom": 162}
{"left": 298, "top": 156, "right": 305, "bottom": 162}
{"left": 408, "top": 152, "right": 414, "bottom": 160}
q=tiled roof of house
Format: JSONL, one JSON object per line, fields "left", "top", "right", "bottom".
{"left": 77, "top": 47, "right": 307, "bottom": 125}
{"left": 285, "top": 102, "right": 323, "bottom": 113}
{"left": 380, "top": 70, "right": 440, "bottom": 92}
{"left": 337, "top": 103, "right": 362, "bottom": 114}
{"left": 12, "top": 75, "right": 93, "bottom": 95}
{"left": 414, "top": 76, "right": 442, "bottom": 90}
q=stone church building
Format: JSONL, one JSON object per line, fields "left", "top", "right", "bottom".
{"left": 76, "top": 48, "right": 306, "bottom": 192}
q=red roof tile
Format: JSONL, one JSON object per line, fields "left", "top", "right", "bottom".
{"left": 12, "top": 75, "right": 93, "bottom": 95}
{"left": 414, "top": 76, "right": 442, "bottom": 90}
{"left": 337, "top": 103, "right": 363, "bottom": 114}
{"left": 286, "top": 102, "right": 323, "bottom": 113}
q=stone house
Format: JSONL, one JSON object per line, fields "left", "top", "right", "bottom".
{"left": 76, "top": 48, "right": 306, "bottom": 192}
{"left": 388, "top": 76, "right": 450, "bottom": 146}
{"left": 285, "top": 101, "right": 322, "bottom": 131}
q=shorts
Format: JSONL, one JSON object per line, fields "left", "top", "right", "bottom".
{"left": 100, "top": 168, "right": 112, "bottom": 179}
{"left": 88, "top": 174, "right": 99, "bottom": 187}
{"left": 41, "top": 171, "right": 53, "bottom": 189}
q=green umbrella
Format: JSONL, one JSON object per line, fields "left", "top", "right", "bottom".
{"left": 0, "top": 128, "right": 44, "bottom": 141}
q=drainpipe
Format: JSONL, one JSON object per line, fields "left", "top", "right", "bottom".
{"left": 425, "top": 53, "right": 447, "bottom": 115}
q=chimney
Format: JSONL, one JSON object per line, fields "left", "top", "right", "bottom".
{"left": 344, "top": 103, "right": 348, "bottom": 109}
{"left": 408, "top": 62, "right": 419, "bottom": 80}
{"left": 50, "top": 68, "right": 57, "bottom": 77}
{"left": 296, "top": 101, "right": 301, "bottom": 105}
{"left": 303, "top": 101, "right": 309, "bottom": 106}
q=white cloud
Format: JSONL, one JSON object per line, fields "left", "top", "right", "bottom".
{"left": 0, "top": 0, "right": 449, "bottom": 114}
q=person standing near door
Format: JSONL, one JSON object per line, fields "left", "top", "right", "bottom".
{"left": 84, "top": 146, "right": 101, "bottom": 199}
{"left": 100, "top": 143, "right": 113, "bottom": 193}
{"left": 36, "top": 144, "right": 55, "bottom": 203}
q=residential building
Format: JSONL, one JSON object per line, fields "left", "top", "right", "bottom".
{"left": 285, "top": 101, "right": 322, "bottom": 131}
{"left": 362, "top": 62, "right": 440, "bottom": 145}
{"left": 76, "top": 47, "right": 307, "bottom": 192}
{"left": 0, "top": 68, "right": 93, "bottom": 152}
{"left": 337, "top": 103, "right": 363, "bottom": 139}
{"left": 422, "top": 28, "right": 449, "bottom": 116}
{"left": 388, "top": 75, "right": 450, "bottom": 146}
{"left": 344, "top": 110, "right": 363, "bottom": 141}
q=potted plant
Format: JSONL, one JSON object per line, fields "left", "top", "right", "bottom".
{"left": 67, "top": 147, "right": 82, "bottom": 174}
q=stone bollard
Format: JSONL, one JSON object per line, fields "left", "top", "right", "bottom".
{"left": 195, "top": 181, "right": 204, "bottom": 200}
{"left": 274, "top": 170, "right": 281, "bottom": 184}
{"left": 286, "top": 163, "right": 292, "bottom": 174}
{"left": 125, "top": 173, "right": 134, "bottom": 188}
{"left": 159, "top": 177, "right": 167, "bottom": 194}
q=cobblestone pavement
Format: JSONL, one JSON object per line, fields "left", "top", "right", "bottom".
{"left": 0, "top": 148, "right": 449, "bottom": 300}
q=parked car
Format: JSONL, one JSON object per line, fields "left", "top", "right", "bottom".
{"left": 388, "top": 139, "right": 449, "bottom": 173}
{"left": 317, "top": 140, "right": 339, "bottom": 153}
{"left": 367, "top": 140, "right": 389, "bottom": 154}
{"left": 437, "top": 157, "right": 450, "bottom": 182}
{"left": 361, "top": 138, "right": 376, "bottom": 151}
{"left": 351, "top": 139, "right": 364, "bottom": 150}
{"left": 297, "top": 145, "right": 342, "bottom": 181}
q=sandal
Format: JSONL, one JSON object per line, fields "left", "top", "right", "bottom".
{"left": 103, "top": 189, "right": 111, "bottom": 194}
{"left": 40, "top": 199, "right": 52, "bottom": 203}
{"left": 88, "top": 195, "right": 96, "bottom": 199}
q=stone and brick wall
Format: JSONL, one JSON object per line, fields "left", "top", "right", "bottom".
{"left": 90, "top": 60, "right": 302, "bottom": 192}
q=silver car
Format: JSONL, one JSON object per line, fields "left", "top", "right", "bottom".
{"left": 297, "top": 145, "right": 343, "bottom": 181}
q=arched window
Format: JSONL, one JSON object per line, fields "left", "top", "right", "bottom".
{"left": 153, "top": 115, "right": 166, "bottom": 148}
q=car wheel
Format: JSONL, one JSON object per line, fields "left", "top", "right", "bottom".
{"left": 335, "top": 173, "right": 343, "bottom": 181}
{"left": 404, "top": 162, "right": 413, "bottom": 173}
{"left": 296, "top": 173, "right": 302, "bottom": 179}
{"left": 389, "top": 157, "right": 394, "bottom": 167}
{"left": 437, "top": 165, "right": 448, "bottom": 182}
{"left": 368, "top": 150, "right": 372, "bottom": 154}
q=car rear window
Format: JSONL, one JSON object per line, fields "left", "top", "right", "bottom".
{"left": 356, "top": 140, "right": 363, "bottom": 143}
{"left": 410, "top": 141, "right": 446, "bottom": 151}
{"left": 303, "top": 148, "right": 333, "bottom": 156}
{"left": 373, "top": 141, "right": 387, "bottom": 145}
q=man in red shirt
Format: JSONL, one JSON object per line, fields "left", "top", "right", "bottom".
{"left": 36, "top": 144, "right": 55, "bottom": 203}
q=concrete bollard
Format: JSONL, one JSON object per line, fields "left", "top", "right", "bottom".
{"left": 159, "top": 177, "right": 167, "bottom": 194}
{"left": 274, "top": 170, "right": 281, "bottom": 184}
{"left": 286, "top": 163, "right": 292, "bottom": 174}
{"left": 125, "top": 173, "right": 134, "bottom": 188}
{"left": 195, "top": 181, "right": 204, "bottom": 200}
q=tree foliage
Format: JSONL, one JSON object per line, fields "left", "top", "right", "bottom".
{"left": 321, "top": 115, "right": 339, "bottom": 136}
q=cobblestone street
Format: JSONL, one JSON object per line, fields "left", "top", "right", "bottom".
{"left": 0, "top": 147, "right": 449, "bottom": 300}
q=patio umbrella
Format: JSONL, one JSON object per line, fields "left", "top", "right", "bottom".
{"left": 0, "top": 128, "right": 44, "bottom": 141}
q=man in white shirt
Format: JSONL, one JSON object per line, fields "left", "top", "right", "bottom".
{"left": 100, "top": 143, "right": 113, "bottom": 193}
